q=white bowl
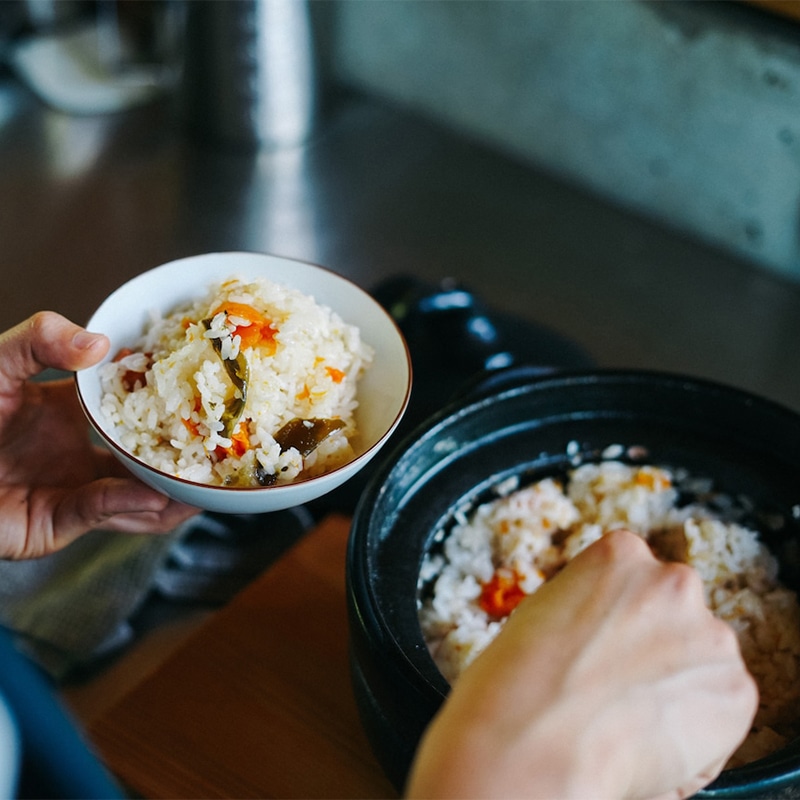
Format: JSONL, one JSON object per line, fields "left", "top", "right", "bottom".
{"left": 75, "top": 252, "right": 412, "bottom": 513}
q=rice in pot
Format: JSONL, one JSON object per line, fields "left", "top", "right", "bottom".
{"left": 418, "top": 460, "right": 800, "bottom": 768}
{"left": 98, "top": 275, "right": 373, "bottom": 488}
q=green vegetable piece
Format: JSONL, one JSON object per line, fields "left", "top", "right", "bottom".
{"left": 202, "top": 318, "right": 249, "bottom": 438}
{"left": 274, "top": 417, "right": 346, "bottom": 457}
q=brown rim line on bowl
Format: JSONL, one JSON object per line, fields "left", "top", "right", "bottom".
{"left": 75, "top": 252, "right": 412, "bottom": 514}
{"left": 346, "top": 368, "right": 800, "bottom": 798}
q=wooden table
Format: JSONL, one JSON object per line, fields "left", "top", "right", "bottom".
{"left": 80, "top": 514, "right": 398, "bottom": 799}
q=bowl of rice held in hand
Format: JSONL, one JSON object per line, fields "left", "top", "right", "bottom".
{"left": 76, "top": 252, "right": 411, "bottom": 514}
{"left": 346, "top": 368, "right": 800, "bottom": 798}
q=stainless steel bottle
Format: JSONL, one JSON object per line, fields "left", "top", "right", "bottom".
{"left": 179, "top": 0, "right": 319, "bottom": 151}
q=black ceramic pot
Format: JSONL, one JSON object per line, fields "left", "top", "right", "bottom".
{"left": 346, "top": 368, "right": 800, "bottom": 798}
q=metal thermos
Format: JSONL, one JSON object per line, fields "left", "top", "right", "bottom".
{"left": 179, "top": 0, "right": 319, "bottom": 151}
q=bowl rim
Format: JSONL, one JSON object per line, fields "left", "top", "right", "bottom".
{"left": 75, "top": 251, "right": 413, "bottom": 499}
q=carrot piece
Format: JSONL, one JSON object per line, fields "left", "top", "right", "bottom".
{"left": 215, "top": 423, "right": 251, "bottom": 459}
{"left": 635, "top": 467, "right": 671, "bottom": 491}
{"left": 479, "top": 569, "right": 527, "bottom": 618}
{"left": 325, "top": 366, "right": 346, "bottom": 383}
{"left": 229, "top": 425, "right": 251, "bottom": 457}
{"left": 182, "top": 417, "right": 201, "bottom": 437}
{"left": 211, "top": 302, "right": 277, "bottom": 352}
{"left": 182, "top": 397, "right": 203, "bottom": 438}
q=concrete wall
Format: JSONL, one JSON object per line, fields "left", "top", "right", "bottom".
{"left": 327, "top": 0, "right": 800, "bottom": 281}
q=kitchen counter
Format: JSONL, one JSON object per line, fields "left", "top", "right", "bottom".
{"left": 3, "top": 76, "right": 800, "bottom": 413}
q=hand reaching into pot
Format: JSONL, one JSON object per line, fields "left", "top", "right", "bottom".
{"left": 406, "top": 528, "right": 758, "bottom": 800}
{"left": 0, "top": 312, "right": 198, "bottom": 559}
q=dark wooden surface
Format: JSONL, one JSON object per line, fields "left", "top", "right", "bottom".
{"left": 84, "top": 514, "right": 397, "bottom": 799}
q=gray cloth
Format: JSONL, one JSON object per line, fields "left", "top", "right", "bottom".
{"left": 0, "top": 507, "right": 314, "bottom": 681}
{"left": 0, "top": 524, "right": 189, "bottom": 680}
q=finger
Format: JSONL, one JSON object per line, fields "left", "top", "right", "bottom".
{"left": 674, "top": 763, "right": 728, "bottom": 800}
{"left": 93, "top": 500, "right": 200, "bottom": 535}
{"left": 505, "top": 528, "right": 657, "bottom": 635}
{"left": 68, "top": 478, "right": 199, "bottom": 529}
{"left": 45, "top": 479, "right": 198, "bottom": 551}
{"left": 647, "top": 756, "right": 730, "bottom": 800}
{"left": 647, "top": 667, "right": 757, "bottom": 798}
{"left": 0, "top": 312, "right": 109, "bottom": 389}
{"left": 91, "top": 501, "right": 200, "bottom": 535}
{"left": 582, "top": 526, "right": 656, "bottom": 566}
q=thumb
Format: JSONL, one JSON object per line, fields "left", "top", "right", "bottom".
{"left": 0, "top": 312, "right": 109, "bottom": 388}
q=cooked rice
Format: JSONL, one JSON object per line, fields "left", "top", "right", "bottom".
{"left": 99, "top": 275, "right": 373, "bottom": 487}
{"left": 418, "top": 460, "right": 800, "bottom": 768}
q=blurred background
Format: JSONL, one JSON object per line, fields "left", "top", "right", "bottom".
{"left": 1, "top": 0, "right": 800, "bottom": 412}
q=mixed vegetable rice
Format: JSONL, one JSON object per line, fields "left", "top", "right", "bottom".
{"left": 98, "top": 275, "right": 373, "bottom": 487}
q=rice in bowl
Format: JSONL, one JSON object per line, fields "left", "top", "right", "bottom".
{"left": 418, "top": 459, "right": 800, "bottom": 768}
{"left": 98, "top": 275, "right": 374, "bottom": 488}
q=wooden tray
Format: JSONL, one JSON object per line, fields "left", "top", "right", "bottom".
{"left": 87, "top": 514, "right": 398, "bottom": 799}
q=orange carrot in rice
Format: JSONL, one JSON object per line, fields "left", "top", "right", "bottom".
{"left": 326, "top": 366, "right": 346, "bottom": 383}
{"left": 479, "top": 569, "right": 527, "bottom": 618}
{"left": 211, "top": 302, "right": 278, "bottom": 352}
